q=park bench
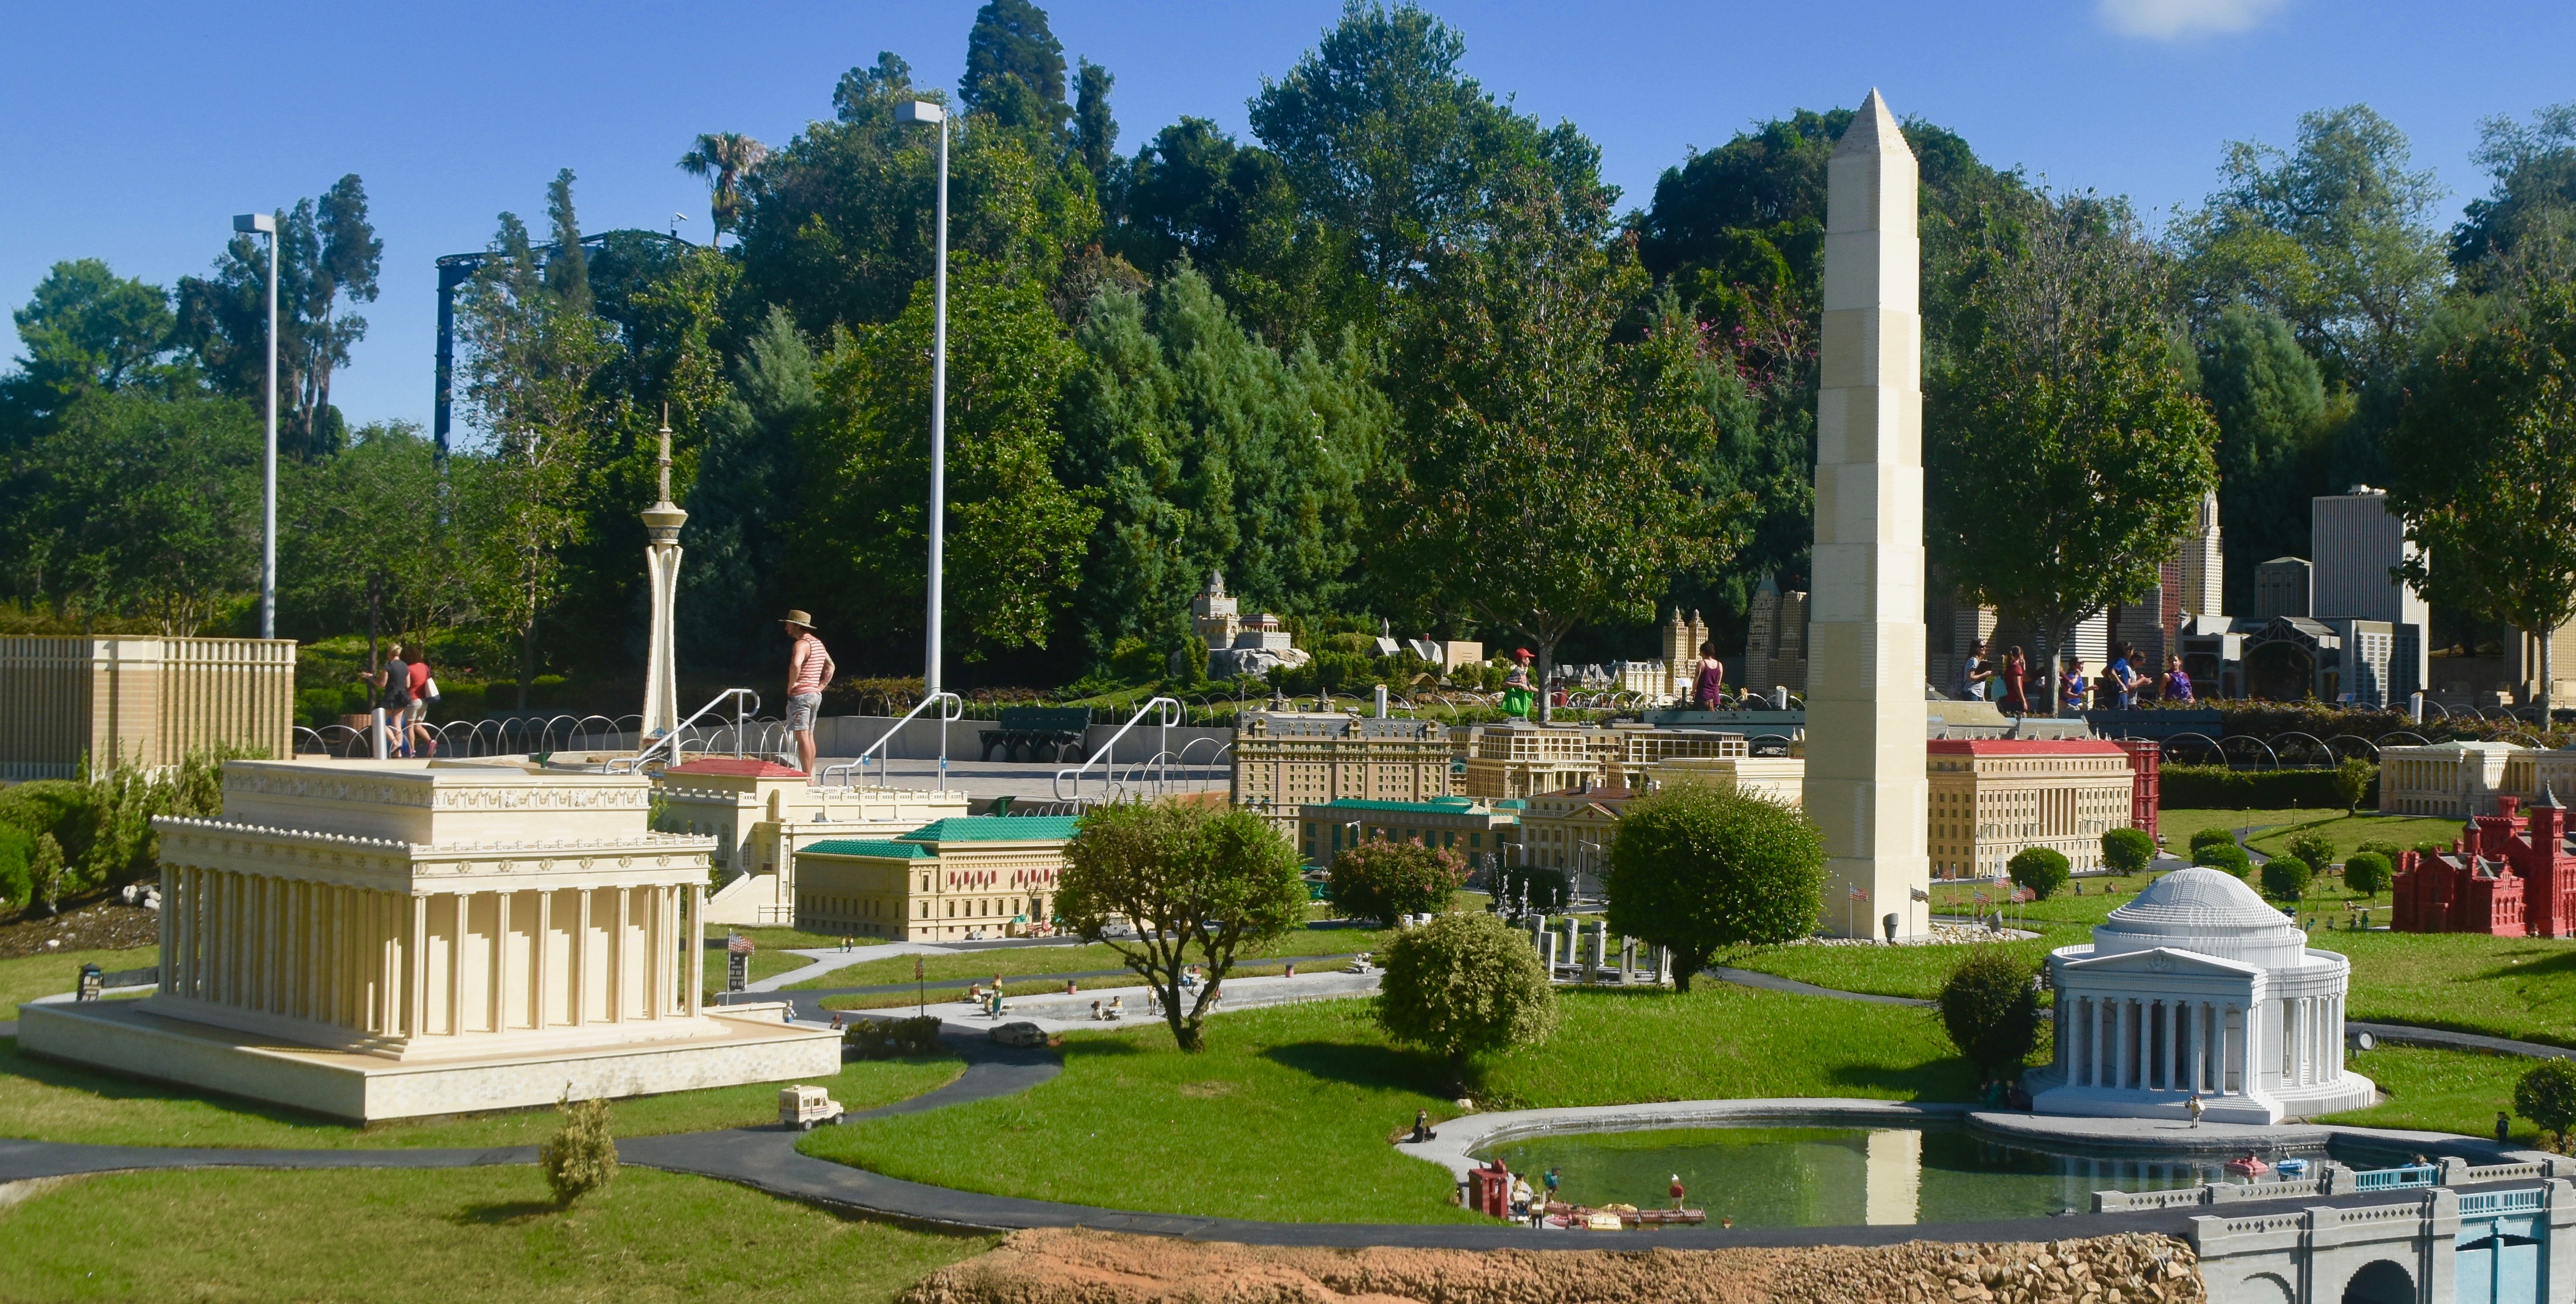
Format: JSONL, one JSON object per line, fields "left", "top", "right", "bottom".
{"left": 978, "top": 706, "right": 1090, "bottom": 763}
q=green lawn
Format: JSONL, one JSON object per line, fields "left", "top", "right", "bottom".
{"left": 0, "top": 1165, "right": 990, "bottom": 1304}
{"left": 2316, "top": 929, "right": 2576, "bottom": 1049}
{"left": 786, "top": 924, "right": 1393, "bottom": 993}
{"left": 0, "top": 946, "right": 159, "bottom": 1021}
{"left": 2318, "top": 1044, "right": 2541, "bottom": 1146}
{"left": 2244, "top": 810, "right": 2464, "bottom": 862}
{"left": 0, "top": 1038, "right": 960, "bottom": 1149}
{"left": 1725, "top": 934, "right": 2066, "bottom": 1001}
{"left": 799, "top": 987, "right": 1978, "bottom": 1224}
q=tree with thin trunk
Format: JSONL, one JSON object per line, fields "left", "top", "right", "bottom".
{"left": 1378, "top": 185, "right": 1745, "bottom": 721}
{"left": 1602, "top": 780, "right": 1823, "bottom": 992}
{"left": 1053, "top": 800, "right": 1306, "bottom": 1052}
{"left": 2389, "top": 281, "right": 2576, "bottom": 721}
{"left": 1928, "top": 191, "right": 2218, "bottom": 712}
{"left": 677, "top": 133, "right": 770, "bottom": 239}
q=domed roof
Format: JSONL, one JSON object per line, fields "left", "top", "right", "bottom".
{"left": 2093, "top": 866, "right": 2307, "bottom": 970}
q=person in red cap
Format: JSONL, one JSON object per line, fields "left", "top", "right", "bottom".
{"left": 1502, "top": 648, "right": 1536, "bottom": 718}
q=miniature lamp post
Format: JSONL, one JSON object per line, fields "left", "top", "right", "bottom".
{"left": 898, "top": 98, "right": 950, "bottom": 698}
{"left": 232, "top": 211, "right": 279, "bottom": 639}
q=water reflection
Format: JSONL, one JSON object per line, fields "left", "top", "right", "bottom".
{"left": 1477, "top": 1124, "right": 2298, "bottom": 1227}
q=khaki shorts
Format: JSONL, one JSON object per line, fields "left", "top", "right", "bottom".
{"left": 786, "top": 691, "right": 822, "bottom": 732}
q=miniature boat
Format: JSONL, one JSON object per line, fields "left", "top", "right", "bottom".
{"left": 2224, "top": 1156, "right": 2271, "bottom": 1178}
{"left": 2274, "top": 1157, "right": 2311, "bottom": 1177}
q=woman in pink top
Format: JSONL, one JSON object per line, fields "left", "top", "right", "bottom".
{"left": 1695, "top": 640, "right": 1725, "bottom": 708}
{"left": 405, "top": 653, "right": 437, "bottom": 757}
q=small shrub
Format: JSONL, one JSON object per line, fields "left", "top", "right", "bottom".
{"left": 1603, "top": 783, "right": 1825, "bottom": 991}
{"left": 1106, "top": 637, "right": 1165, "bottom": 682}
{"left": 846, "top": 1014, "right": 944, "bottom": 1058}
{"left": 2516, "top": 1058, "right": 2576, "bottom": 1152}
{"left": 1327, "top": 840, "right": 1467, "bottom": 926}
{"left": 2189, "top": 827, "right": 2239, "bottom": 858}
{"left": 2100, "top": 827, "right": 2155, "bottom": 875}
{"left": 2007, "top": 847, "right": 2071, "bottom": 901}
{"left": 2259, "top": 855, "right": 2312, "bottom": 901}
{"left": 2353, "top": 840, "right": 2405, "bottom": 866}
{"left": 26, "top": 832, "right": 64, "bottom": 915}
{"left": 2285, "top": 833, "right": 2335, "bottom": 874}
{"left": 1938, "top": 950, "right": 2041, "bottom": 1084}
{"left": 2330, "top": 756, "right": 2374, "bottom": 812}
{"left": 1375, "top": 910, "right": 1558, "bottom": 1091}
{"left": 2342, "top": 851, "right": 2392, "bottom": 899}
{"left": 539, "top": 1094, "right": 618, "bottom": 1206}
{"left": 2196, "top": 844, "right": 2253, "bottom": 878}
{"left": 2160, "top": 764, "right": 2378, "bottom": 810}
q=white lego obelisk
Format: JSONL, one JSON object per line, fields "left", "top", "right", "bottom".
{"left": 640, "top": 407, "right": 687, "bottom": 742}
{"left": 1810, "top": 91, "right": 1928, "bottom": 939}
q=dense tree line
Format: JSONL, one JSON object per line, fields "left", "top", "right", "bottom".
{"left": 3, "top": 0, "right": 2569, "bottom": 709}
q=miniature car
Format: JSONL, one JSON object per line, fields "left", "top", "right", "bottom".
{"left": 779, "top": 1084, "right": 846, "bottom": 1130}
{"left": 990, "top": 1021, "right": 1049, "bottom": 1047}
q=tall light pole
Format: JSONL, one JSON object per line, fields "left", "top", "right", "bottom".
{"left": 898, "top": 98, "right": 949, "bottom": 696}
{"left": 233, "top": 212, "right": 279, "bottom": 639}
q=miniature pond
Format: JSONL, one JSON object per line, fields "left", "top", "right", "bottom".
{"left": 1473, "top": 1124, "right": 2381, "bottom": 1227}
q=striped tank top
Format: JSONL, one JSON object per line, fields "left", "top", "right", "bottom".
{"left": 789, "top": 633, "right": 830, "bottom": 695}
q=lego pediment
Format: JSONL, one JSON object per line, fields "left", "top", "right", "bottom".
{"left": 2063, "top": 946, "right": 2260, "bottom": 979}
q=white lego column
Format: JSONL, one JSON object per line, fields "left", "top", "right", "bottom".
{"left": 1809, "top": 90, "right": 1930, "bottom": 938}
{"left": 640, "top": 413, "right": 687, "bottom": 742}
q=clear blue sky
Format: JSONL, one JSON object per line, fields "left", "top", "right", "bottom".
{"left": 3, "top": 0, "right": 2568, "bottom": 430}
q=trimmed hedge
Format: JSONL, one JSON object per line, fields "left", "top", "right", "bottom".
{"left": 2161, "top": 761, "right": 2378, "bottom": 810}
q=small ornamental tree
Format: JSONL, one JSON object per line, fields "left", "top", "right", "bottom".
{"left": 2260, "top": 854, "right": 2313, "bottom": 902}
{"left": 2330, "top": 757, "right": 2375, "bottom": 813}
{"left": 2354, "top": 840, "right": 2405, "bottom": 866}
{"left": 1939, "top": 950, "right": 2042, "bottom": 1085}
{"left": 2342, "top": 851, "right": 2393, "bottom": 900}
{"left": 26, "top": 832, "right": 64, "bottom": 916}
{"left": 1375, "top": 910, "right": 1559, "bottom": 1093}
{"left": 2101, "top": 827, "right": 2155, "bottom": 876}
{"left": 1056, "top": 800, "right": 1308, "bottom": 1052}
{"left": 2285, "top": 833, "right": 2335, "bottom": 875}
{"left": 2515, "top": 1058, "right": 2576, "bottom": 1152}
{"left": 1603, "top": 782, "right": 1824, "bottom": 993}
{"left": 2189, "top": 827, "right": 2239, "bottom": 860}
{"left": 539, "top": 1093, "right": 618, "bottom": 1207}
{"left": 2008, "top": 847, "right": 2071, "bottom": 901}
{"left": 2196, "top": 844, "right": 2253, "bottom": 879}
{"left": 1327, "top": 840, "right": 1467, "bottom": 926}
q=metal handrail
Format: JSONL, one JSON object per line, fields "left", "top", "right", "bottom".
{"left": 610, "top": 688, "right": 759, "bottom": 772}
{"left": 1054, "top": 696, "right": 1179, "bottom": 806}
{"left": 822, "top": 691, "right": 961, "bottom": 790}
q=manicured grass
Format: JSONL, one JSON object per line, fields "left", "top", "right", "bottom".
{"left": 0, "top": 945, "right": 159, "bottom": 1020}
{"left": 0, "top": 1165, "right": 990, "bottom": 1304}
{"left": 701, "top": 943, "right": 815, "bottom": 995}
{"left": 1725, "top": 935, "right": 2065, "bottom": 1001}
{"left": 2318, "top": 1044, "right": 2544, "bottom": 1146}
{"left": 818, "top": 958, "right": 1340, "bottom": 1011}
{"left": 2156, "top": 807, "right": 2316, "bottom": 852}
{"left": 0, "top": 1037, "right": 960, "bottom": 1149}
{"left": 1930, "top": 875, "right": 2154, "bottom": 929}
{"left": 786, "top": 924, "right": 1392, "bottom": 992}
{"left": 2244, "top": 811, "right": 2464, "bottom": 862}
{"left": 800, "top": 987, "right": 1978, "bottom": 1223}
{"left": 2315, "top": 929, "right": 2576, "bottom": 1049}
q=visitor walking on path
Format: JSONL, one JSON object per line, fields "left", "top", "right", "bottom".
{"left": 782, "top": 611, "right": 835, "bottom": 778}
{"left": 365, "top": 644, "right": 412, "bottom": 758}
{"left": 1999, "top": 646, "right": 2029, "bottom": 715}
{"left": 2059, "top": 660, "right": 2087, "bottom": 718}
{"left": 405, "top": 653, "right": 439, "bottom": 758}
{"left": 1957, "top": 640, "right": 1993, "bottom": 702}
{"left": 1695, "top": 640, "right": 1725, "bottom": 708}
{"left": 2162, "top": 653, "right": 2194, "bottom": 702}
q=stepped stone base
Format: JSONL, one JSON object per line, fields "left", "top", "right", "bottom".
{"left": 21, "top": 998, "right": 839, "bottom": 1121}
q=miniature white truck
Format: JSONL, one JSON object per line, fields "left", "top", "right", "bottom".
{"left": 778, "top": 1084, "right": 846, "bottom": 1130}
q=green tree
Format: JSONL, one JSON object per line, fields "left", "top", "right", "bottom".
{"left": 2189, "top": 827, "right": 2239, "bottom": 859}
{"left": 539, "top": 1094, "right": 618, "bottom": 1206}
{"left": 2198, "top": 304, "right": 2331, "bottom": 612}
{"left": 1927, "top": 192, "right": 2220, "bottom": 711}
{"left": 1071, "top": 59, "right": 1117, "bottom": 184}
{"left": 678, "top": 307, "right": 818, "bottom": 670}
{"left": 0, "top": 260, "right": 180, "bottom": 429}
{"left": 454, "top": 180, "right": 615, "bottom": 706}
{"left": 277, "top": 421, "right": 480, "bottom": 644}
{"left": 2454, "top": 104, "right": 2576, "bottom": 295}
{"left": 1378, "top": 189, "right": 1745, "bottom": 720}
{"left": 25, "top": 831, "right": 63, "bottom": 916}
{"left": 2007, "top": 847, "right": 2071, "bottom": 901}
{"left": 961, "top": 0, "right": 1068, "bottom": 133}
{"left": 802, "top": 257, "right": 1096, "bottom": 658}
{"left": 1060, "top": 269, "right": 1386, "bottom": 662}
{"left": 1938, "top": 950, "right": 2041, "bottom": 1084}
{"left": 1325, "top": 840, "right": 1465, "bottom": 927}
{"left": 2285, "top": 833, "right": 2336, "bottom": 875}
{"left": 1602, "top": 782, "right": 1824, "bottom": 993}
{"left": 2175, "top": 105, "right": 2448, "bottom": 391}
{"left": 2516, "top": 1057, "right": 2576, "bottom": 1151}
{"left": 1108, "top": 118, "right": 1347, "bottom": 344}
{"left": 1375, "top": 910, "right": 1557, "bottom": 1092}
{"left": 2197, "top": 843, "right": 2253, "bottom": 878}
{"left": 676, "top": 132, "right": 770, "bottom": 239}
{"left": 2101, "top": 827, "right": 2155, "bottom": 875}
{"left": 1055, "top": 801, "right": 1307, "bottom": 1052}
{"left": 2342, "top": 850, "right": 2392, "bottom": 899}
{"left": 2260, "top": 855, "right": 2312, "bottom": 902}
{"left": 176, "top": 174, "right": 381, "bottom": 458}
{"left": 2389, "top": 282, "right": 2576, "bottom": 718}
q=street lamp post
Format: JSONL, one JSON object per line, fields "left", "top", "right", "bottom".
{"left": 233, "top": 212, "right": 279, "bottom": 639}
{"left": 898, "top": 98, "right": 949, "bottom": 697}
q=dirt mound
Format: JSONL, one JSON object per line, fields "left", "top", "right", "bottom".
{"left": 901, "top": 1228, "right": 2202, "bottom": 1304}
{"left": 0, "top": 901, "right": 159, "bottom": 959}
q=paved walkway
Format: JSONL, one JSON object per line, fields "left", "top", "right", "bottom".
{"left": 1705, "top": 965, "right": 1933, "bottom": 1008}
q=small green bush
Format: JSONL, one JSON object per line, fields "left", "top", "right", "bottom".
{"left": 1375, "top": 910, "right": 1558, "bottom": 1091}
{"left": 2189, "top": 827, "right": 2239, "bottom": 858}
{"left": 26, "top": 832, "right": 65, "bottom": 914}
{"left": 1327, "top": 840, "right": 1467, "bottom": 926}
{"left": 539, "top": 1094, "right": 618, "bottom": 1206}
{"left": 1938, "top": 950, "right": 2042, "bottom": 1084}
{"left": 2196, "top": 844, "right": 2253, "bottom": 878}
{"left": 2516, "top": 1058, "right": 2576, "bottom": 1151}
{"left": 2259, "top": 855, "right": 2312, "bottom": 901}
{"left": 2342, "top": 851, "right": 2393, "bottom": 898}
{"left": 2285, "top": 833, "right": 2335, "bottom": 874}
{"left": 846, "top": 1014, "right": 944, "bottom": 1058}
{"left": 2007, "top": 846, "right": 2071, "bottom": 901}
{"left": 2160, "top": 763, "right": 2379, "bottom": 810}
{"left": 1106, "top": 637, "right": 1164, "bottom": 682}
{"left": 2100, "top": 828, "right": 2155, "bottom": 875}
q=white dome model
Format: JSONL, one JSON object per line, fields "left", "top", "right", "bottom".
{"left": 2093, "top": 865, "right": 2307, "bottom": 970}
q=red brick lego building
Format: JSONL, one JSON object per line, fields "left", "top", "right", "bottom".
{"left": 2111, "top": 740, "right": 2161, "bottom": 843}
{"left": 2390, "top": 792, "right": 2576, "bottom": 937}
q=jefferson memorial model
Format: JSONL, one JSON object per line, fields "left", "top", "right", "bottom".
{"left": 2028, "top": 866, "right": 2373, "bottom": 1124}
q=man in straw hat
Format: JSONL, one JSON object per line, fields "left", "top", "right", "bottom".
{"left": 782, "top": 611, "right": 835, "bottom": 777}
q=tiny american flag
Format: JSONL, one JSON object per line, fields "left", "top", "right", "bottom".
{"left": 1972, "top": 890, "right": 1991, "bottom": 904}
{"left": 2011, "top": 887, "right": 2034, "bottom": 903}
{"left": 1848, "top": 885, "right": 1868, "bottom": 901}
{"left": 727, "top": 933, "right": 754, "bottom": 956}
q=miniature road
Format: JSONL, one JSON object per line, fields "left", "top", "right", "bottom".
{"left": 753, "top": 953, "right": 1370, "bottom": 1025}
